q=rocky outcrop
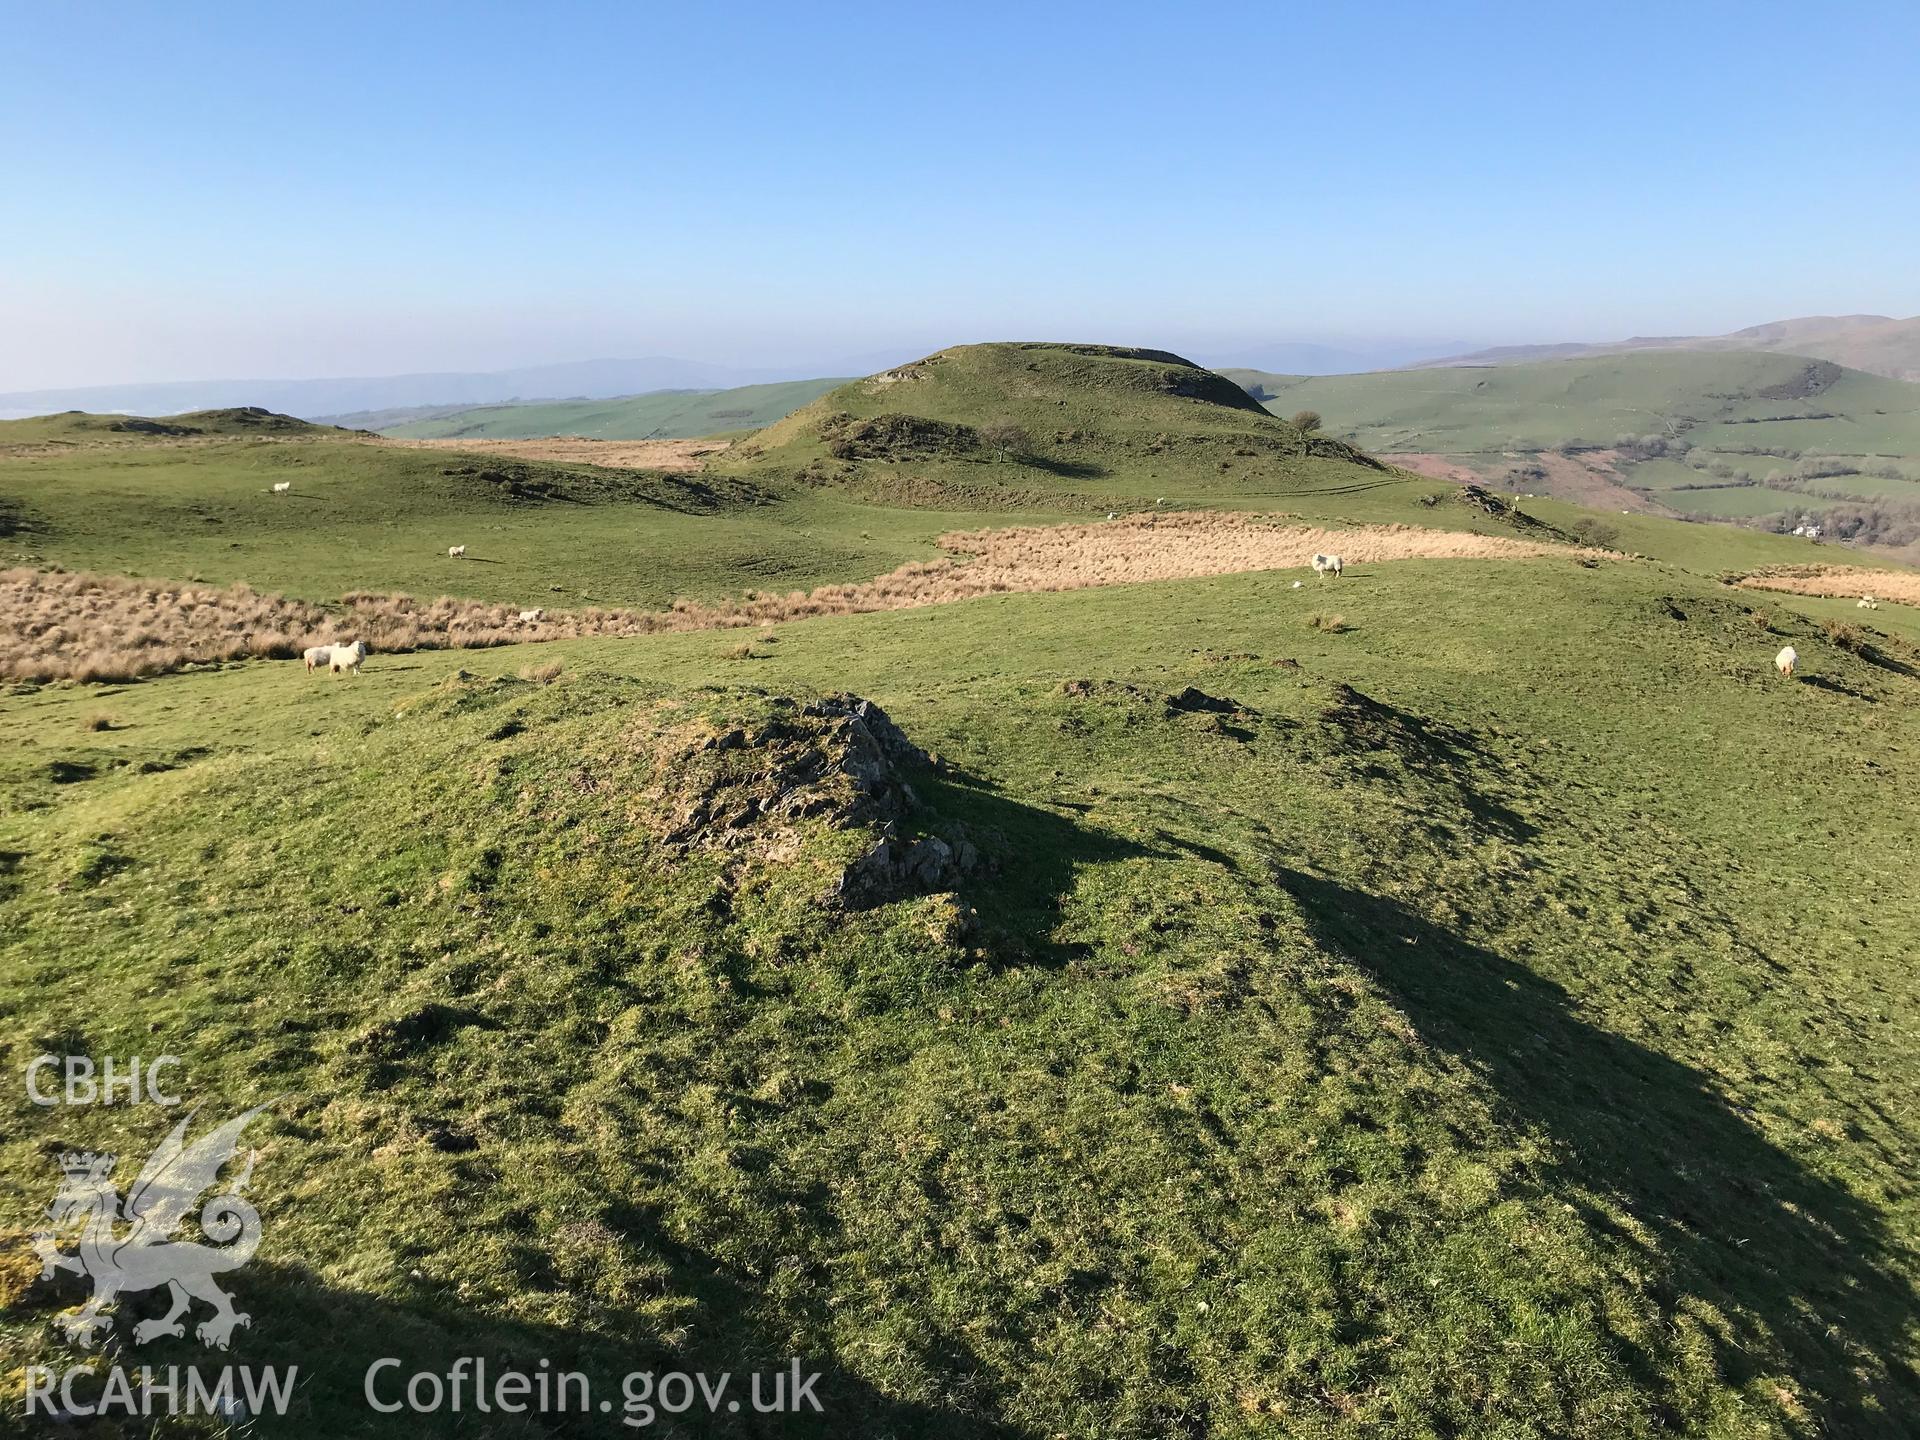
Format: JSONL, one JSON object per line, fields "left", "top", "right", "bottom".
{"left": 650, "top": 693, "right": 980, "bottom": 908}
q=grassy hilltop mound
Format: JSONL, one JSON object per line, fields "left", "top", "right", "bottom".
{"left": 0, "top": 404, "right": 345, "bottom": 448}
{"left": 719, "top": 342, "right": 1387, "bottom": 502}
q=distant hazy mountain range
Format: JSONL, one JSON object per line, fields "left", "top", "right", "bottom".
{"left": 1418, "top": 314, "right": 1920, "bottom": 382}
{"left": 0, "top": 357, "right": 814, "bottom": 422}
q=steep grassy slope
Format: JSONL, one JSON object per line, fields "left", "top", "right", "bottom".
{"left": 1231, "top": 354, "right": 1920, "bottom": 536}
{"left": 365, "top": 378, "right": 847, "bottom": 441}
{"left": 4, "top": 551, "right": 1919, "bottom": 1437}
{"left": 718, "top": 342, "right": 1394, "bottom": 504}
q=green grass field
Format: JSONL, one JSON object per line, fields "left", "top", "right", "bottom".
{"left": 1657, "top": 486, "right": 1808, "bottom": 519}
{"left": 4, "top": 343, "right": 1920, "bottom": 1436}
{"left": 0, "top": 430, "right": 1095, "bottom": 609}
{"left": 4, "top": 549, "right": 1919, "bottom": 1436}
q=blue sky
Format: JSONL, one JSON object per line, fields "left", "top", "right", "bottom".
{"left": 3, "top": 0, "right": 1917, "bottom": 387}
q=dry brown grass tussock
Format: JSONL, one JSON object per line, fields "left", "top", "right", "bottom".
{"left": 2, "top": 515, "right": 1592, "bottom": 684}
{"left": 1734, "top": 564, "right": 1920, "bottom": 607}
{"left": 924, "top": 512, "right": 1580, "bottom": 594}
{"left": 0, "top": 569, "right": 331, "bottom": 683}
{"left": 382, "top": 437, "right": 727, "bottom": 470}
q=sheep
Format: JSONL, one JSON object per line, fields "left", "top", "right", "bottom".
{"left": 448, "top": 545, "right": 467, "bottom": 558}
{"left": 328, "top": 640, "right": 368, "bottom": 676}
{"left": 1858, "top": 595, "right": 1880, "bottom": 610}
{"left": 271, "top": 481, "right": 291, "bottom": 494}
{"left": 1291, "top": 580, "right": 1304, "bottom": 589}
{"left": 1310, "top": 553, "right": 1344, "bottom": 578}
{"left": 517, "top": 608, "right": 544, "bottom": 623}
{"left": 1106, "top": 512, "right": 1116, "bottom": 521}
{"left": 1775, "top": 645, "right": 1798, "bottom": 678}
{"left": 302, "top": 644, "right": 331, "bottom": 675}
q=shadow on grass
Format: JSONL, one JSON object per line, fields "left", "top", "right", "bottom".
{"left": 20, "top": 1241, "right": 1022, "bottom": 1439}
{"left": 1013, "top": 455, "right": 1107, "bottom": 481}
{"left": 1275, "top": 865, "right": 1920, "bottom": 1436}
{"left": 1319, "top": 684, "right": 1538, "bottom": 843}
{"left": 1858, "top": 642, "right": 1919, "bottom": 681}
{"left": 915, "top": 771, "right": 1153, "bottom": 967}
{"left": 1800, "top": 673, "right": 1877, "bottom": 702}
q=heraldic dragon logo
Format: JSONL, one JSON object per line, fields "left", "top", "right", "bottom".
{"left": 31, "top": 1104, "right": 271, "bottom": 1350}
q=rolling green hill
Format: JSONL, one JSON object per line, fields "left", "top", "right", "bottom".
{"left": 1421, "top": 313, "right": 1920, "bottom": 383}
{"left": 718, "top": 341, "right": 1394, "bottom": 504}
{"left": 0, "top": 346, "right": 1873, "bottom": 621}
{"left": 0, "top": 404, "right": 347, "bottom": 446}
{"left": 1230, "top": 352, "right": 1920, "bottom": 546}
{"left": 0, "top": 345, "right": 1423, "bottom": 611}
{"left": 359, "top": 378, "right": 847, "bottom": 441}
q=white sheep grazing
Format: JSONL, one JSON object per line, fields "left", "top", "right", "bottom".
{"left": 271, "top": 481, "right": 291, "bottom": 494}
{"left": 1311, "top": 553, "right": 1344, "bottom": 578}
{"left": 448, "top": 545, "right": 466, "bottom": 559}
{"left": 302, "top": 644, "right": 331, "bottom": 675}
{"left": 328, "top": 640, "right": 369, "bottom": 676}
{"left": 1858, "top": 595, "right": 1879, "bottom": 610}
{"left": 1106, "top": 512, "right": 1116, "bottom": 521}
{"left": 517, "top": 608, "right": 544, "bottom": 623}
{"left": 1775, "top": 645, "right": 1798, "bottom": 677}
{"left": 1291, "top": 580, "right": 1304, "bottom": 589}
